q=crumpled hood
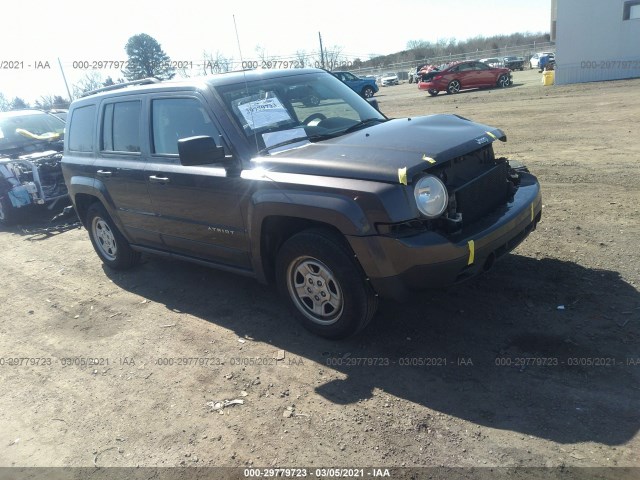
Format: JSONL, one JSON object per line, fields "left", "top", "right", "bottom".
{"left": 251, "top": 114, "right": 505, "bottom": 184}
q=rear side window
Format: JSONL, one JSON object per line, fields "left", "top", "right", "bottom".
{"left": 68, "top": 105, "right": 96, "bottom": 152}
{"left": 102, "top": 101, "right": 141, "bottom": 153}
{"left": 151, "top": 98, "right": 220, "bottom": 155}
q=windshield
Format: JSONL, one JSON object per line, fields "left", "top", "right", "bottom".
{"left": 0, "top": 111, "right": 65, "bottom": 154}
{"left": 216, "top": 72, "right": 385, "bottom": 154}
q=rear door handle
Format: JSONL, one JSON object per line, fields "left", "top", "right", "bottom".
{"left": 96, "top": 170, "right": 112, "bottom": 177}
{"left": 149, "top": 175, "right": 170, "bottom": 184}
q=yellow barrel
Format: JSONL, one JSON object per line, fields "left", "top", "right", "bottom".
{"left": 542, "top": 70, "right": 555, "bottom": 86}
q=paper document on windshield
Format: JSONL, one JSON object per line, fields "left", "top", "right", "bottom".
{"left": 238, "top": 96, "right": 292, "bottom": 130}
{"left": 262, "top": 128, "right": 309, "bottom": 153}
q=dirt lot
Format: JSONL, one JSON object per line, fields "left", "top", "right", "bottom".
{"left": 0, "top": 69, "right": 639, "bottom": 477}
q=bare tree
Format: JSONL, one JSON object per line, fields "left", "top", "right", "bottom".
{"left": 323, "top": 45, "right": 345, "bottom": 71}
{"left": 72, "top": 72, "right": 104, "bottom": 98}
{"left": 0, "top": 92, "right": 10, "bottom": 112}
{"left": 255, "top": 45, "right": 271, "bottom": 64}
{"left": 294, "top": 50, "right": 308, "bottom": 68}
{"left": 203, "top": 51, "right": 235, "bottom": 74}
{"left": 38, "top": 95, "right": 70, "bottom": 110}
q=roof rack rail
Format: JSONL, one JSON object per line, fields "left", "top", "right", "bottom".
{"left": 79, "top": 77, "right": 160, "bottom": 98}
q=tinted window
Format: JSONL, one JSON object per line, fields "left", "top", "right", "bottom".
{"left": 68, "top": 105, "right": 96, "bottom": 152}
{"left": 152, "top": 98, "right": 220, "bottom": 155}
{"left": 102, "top": 101, "right": 141, "bottom": 153}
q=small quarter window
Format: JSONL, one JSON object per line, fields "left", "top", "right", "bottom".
{"left": 68, "top": 105, "right": 96, "bottom": 152}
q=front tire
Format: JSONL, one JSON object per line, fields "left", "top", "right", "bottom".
{"left": 447, "top": 80, "right": 461, "bottom": 94}
{"left": 86, "top": 202, "right": 140, "bottom": 270}
{"left": 427, "top": 89, "right": 439, "bottom": 96}
{"left": 276, "top": 229, "right": 378, "bottom": 339}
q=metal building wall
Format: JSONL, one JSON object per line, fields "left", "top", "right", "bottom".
{"left": 555, "top": 0, "right": 640, "bottom": 85}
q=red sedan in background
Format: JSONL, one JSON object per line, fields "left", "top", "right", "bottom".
{"left": 418, "top": 60, "right": 512, "bottom": 96}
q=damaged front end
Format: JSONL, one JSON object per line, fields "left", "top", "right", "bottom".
{"left": 0, "top": 110, "right": 67, "bottom": 225}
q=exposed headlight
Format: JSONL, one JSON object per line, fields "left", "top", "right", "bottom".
{"left": 414, "top": 175, "right": 448, "bottom": 218}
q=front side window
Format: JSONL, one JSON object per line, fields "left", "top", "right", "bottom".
{"left": 151, "top": 98, "right": 220, "bottom": 155}
{"left": 102, "top": 101, "right": 141, "bottom": 153}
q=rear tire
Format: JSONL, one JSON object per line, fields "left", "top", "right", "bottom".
{"left": 86, "top": 202, "right": 140, "bottom": 270}
{"left": 275, "top": 229, "right": 378, "bottom": 339}
{"left": 362, "top": 86, "right": 375, "bottom": 98}
{"left": 303, "top": 93, "right": 320, "bottom": 107}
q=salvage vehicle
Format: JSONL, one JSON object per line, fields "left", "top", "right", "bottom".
{"left": 418, "top": 60, "right": 512, "bottom": 96}
{"left": 62, "top": 69, "right": 541, "bottom": 339}
{"left": 0, "top": 110, "right": 67, "bottom": 225}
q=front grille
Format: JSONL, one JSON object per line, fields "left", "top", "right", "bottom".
{"left": 453, "top": 161, "right": 510, "bottom": 225}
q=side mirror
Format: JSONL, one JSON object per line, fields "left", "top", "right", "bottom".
{"left": 178, "top": 136, "right": 227, "bottom": 166}
{"left": 367, "top": 98, "right": 380, "bottom": 112}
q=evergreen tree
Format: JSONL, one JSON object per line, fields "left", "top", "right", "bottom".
{"left": 122, "top": 33, "right": 175, "bottom": 81}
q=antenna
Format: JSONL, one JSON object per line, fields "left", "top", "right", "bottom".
{"left": 233, "top": 15, "right": 260, "bottom": 154}
{"left": 233, "top": 15, "right": 245, "bottom": 67}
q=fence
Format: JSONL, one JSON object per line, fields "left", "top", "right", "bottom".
{"left": 349, "top": 41, "right": 556, "bottom": 78}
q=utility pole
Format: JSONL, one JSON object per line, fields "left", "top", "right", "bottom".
{"left": 318, "top": 32, "right": 325, "bottom": 69}
{"left": 58, "top": 58, "right": 73, "bottom": 102}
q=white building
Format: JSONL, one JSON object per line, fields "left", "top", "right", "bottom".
{"left": 553, "top": 0, "right": 640, "bottom": 85}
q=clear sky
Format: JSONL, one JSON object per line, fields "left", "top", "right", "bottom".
{"left": 0, "top": 0, "right": 551, "bottom": 104}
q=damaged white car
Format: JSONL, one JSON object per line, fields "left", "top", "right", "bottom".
{"left": 0, "top": 110, "right": 67, "bottom": 225}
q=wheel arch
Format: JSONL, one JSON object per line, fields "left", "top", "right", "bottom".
{"left": 259, "top": 216, "right": 349, "bottom": 285}
{"left": 248, "top": 191, "right": 371, "bottom": 285}
{"left": 67, "top": 177, "right": 131, "bottom": 241}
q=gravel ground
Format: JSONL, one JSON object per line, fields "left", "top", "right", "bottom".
{"left": 0, "top": 69, "right": 638, "bottom": 479}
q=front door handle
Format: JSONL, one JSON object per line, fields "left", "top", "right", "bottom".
{"left": 149, "top": 175, "right": 170, "bottom": 184}
{"left": 96, "top": 170, "right": 112, "bottom": 177}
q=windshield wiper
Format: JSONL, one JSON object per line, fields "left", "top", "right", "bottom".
{"left": 342, "top": 118, "right": 387, "bottom": 134}
{"left": 257, "top": 133, "right": 336, "bottom": 155}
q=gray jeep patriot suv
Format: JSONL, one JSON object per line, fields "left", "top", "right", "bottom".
{"left": 62, "top": 68, "right": 541, "bottom": 339}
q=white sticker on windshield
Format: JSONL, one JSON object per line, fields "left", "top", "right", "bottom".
{"left": 238, "top": 96, "right": 292, "bottom": 130}
{"left": 262, "top": 128, "right": 309, "bottom": 153}
{"left": 0, "top": 128, "right": 4, "bottom": 139}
